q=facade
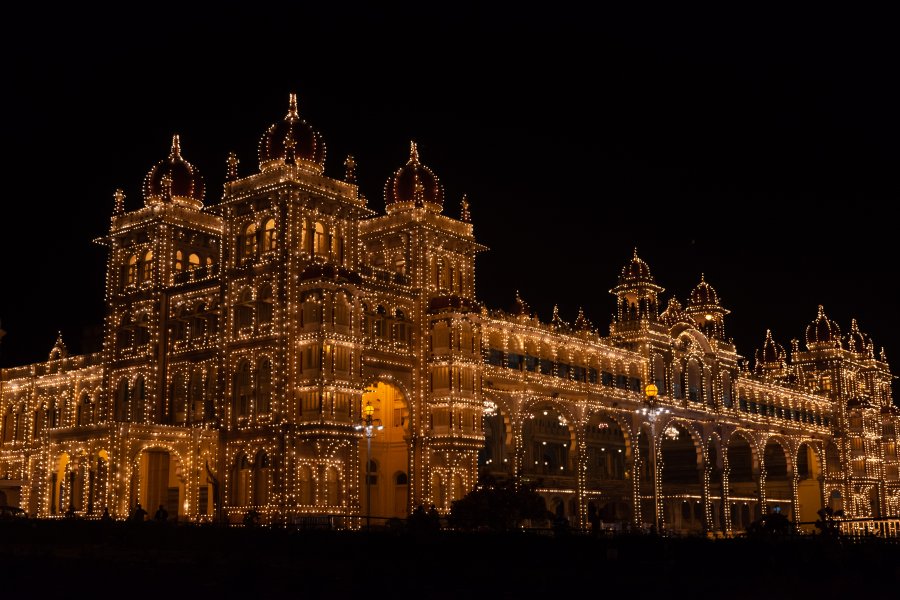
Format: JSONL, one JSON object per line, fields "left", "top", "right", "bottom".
{"left": 1, "top": 95, "right": 898, "bottom": 533}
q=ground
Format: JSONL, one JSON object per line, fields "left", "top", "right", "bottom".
{"left": 2, "top": 520, "right": 898, "bottom": 597}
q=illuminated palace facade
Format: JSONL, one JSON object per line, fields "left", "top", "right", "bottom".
{"left": 1, "top": 95, "right": 898, "bottom": 532}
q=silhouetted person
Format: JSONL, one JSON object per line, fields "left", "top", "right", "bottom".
{"left": 243, "top": 509, "right": 259, "bottom": 527}
{"left": 427, "top": 504, "right": 440, "bottom": 531}
{"left": 131, "top": 503, "right": 147, "bottom": 523}
{"left": 154, "top": 504, "right": 168, "bottom": 523}
{"left": 101, "top": 506, "right": 112, "bottom": 522}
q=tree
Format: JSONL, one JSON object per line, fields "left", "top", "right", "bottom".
{"left": 449, "top": 472, "right": 551, "bottom": 532}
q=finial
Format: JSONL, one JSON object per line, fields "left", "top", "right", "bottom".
{"left": 287, "top": 93, "right": 299, "bottom": 119}
{"left": 344, "top": 155, "right": 357, "bottom": 184}
{"left": 460, "top": 194, "right": 471, "bottom": 222}
{"left": 284, "top": 127, "right": 297, "bottom": 165}
{"left": 765, "top": 329, "right": 772, "bottom": 339}
{"left": 226, "top": 152, "right": 239, "bottom": 181}
{"left": 817, "top": 304, "right": 825, "bottom": 318}
{"left": 170, "top": 134, "right": 181, "bottom": 159}
{"left": 700, "top": 272, "right": 705, "bottom": 283}
{"left": 113, "top": 189, "right": 126, "bottom": 214}
{"left": 409, "top": 140, "right": 419, "bottom": 163}
{"left": 851, "top": 318, "right": 860, "bottom": 331}
{"left": 633, "top": 247, "right": 639, "bottom": 259}
{"left": 880, "top": 347, "right": 888, "bottom": 362}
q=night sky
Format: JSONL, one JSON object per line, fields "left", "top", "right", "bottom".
{"left": 2, "top": 5, "right": 897, "bottom": 397}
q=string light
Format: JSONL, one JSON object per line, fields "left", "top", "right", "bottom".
{"left": 0, "top": 94, "right": 897, "bottom": 533}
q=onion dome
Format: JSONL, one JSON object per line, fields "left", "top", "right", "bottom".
{"left": 384, "top": 141, "right": 445, "bottom": 214}
{"left": 574, "top": 307, "right": 592, "bottom": 331}
{"left": 660, "top": 297, "right": 688, "bottom": 327}
{"left": 845, "top": 318, "right": 867, "bottom": 354}
{"left": 756, "top": 329, "right": 786, "bottom": 369}
{"left": 620, "top": 248, "right": 653, "bottom": 283}
{"left": 806, "top": 305, "right": 841, "bottom": 350}
{"left": 688, "top": 274, "right": 720, "bottom": 307}
{"left": 258, "top": 94, "right": 326, "bottom": 174}
{"left": 143, "top": 135, "right": 205, "bottom": 209}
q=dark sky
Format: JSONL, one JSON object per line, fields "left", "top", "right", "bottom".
{"left": 1, "top": 4, "right": 898, "bottom": 393}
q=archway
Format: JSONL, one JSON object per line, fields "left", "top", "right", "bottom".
{"left": 707, "top": 436, "right": 724, "bottom": 531}
{"left": 134, "top": 448, "right": 183, "bottom": 521}
{"left": 658, "top": 422, "right": 703, "bottom": 533}
{"left": 522, "top": 402, "right": 576, "bottom": 523}
{"left": 763, "top": 439, "right": 791, "bottom": 519}
{"left": 796, "top": 443, "right": 823, "bottom": 529}
{"left": 361, "top": 382, "right": 410, "bottom": 525}
{"left": 727, "top": 433, "right": 758, "bottom": 531}
{"left": 583, "top": 413, "right": 630, "bottom": 525}
{"left": 478, "top": 401, "right": 512, "bottom": 477}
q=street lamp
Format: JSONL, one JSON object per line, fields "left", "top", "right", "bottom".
{"left": 354, "top": 398, "right": 383, "bottom": 530}
{"left": 637, "top": 383, "right": 670, "bottom": 534}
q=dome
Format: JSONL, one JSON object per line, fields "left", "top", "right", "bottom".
{"left": 142, "top": 135, "right": 205, "bottom": 209}
{"left": 688, "top": 274, "right": 720, "bottom": 307}
{"left": 845, "top": 318, "right": 867, "bottom": 354}
{"left": 384, "top": 141, "right": 444, "bottom": 213}
{"left": 258, "top": 94, "right": 326, "bottom": 173}
{"left": 618, "top": 248, "right": 653, "bottom": 283}
{"left": 759, "top": 329, "right": 786, "bottom": 364}
{"left": 806, "top": 305, "right": 841, "bottom": 349}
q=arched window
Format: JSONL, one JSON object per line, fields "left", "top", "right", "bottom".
{"left": 234, "top": 455, "right": 251, "bottom": 506}
{"left": 172, "top": 372, "right": 188, "bottom": 424}
{"left": 722, "top": 372, "right": 733, "bottom": 407}
{"left": 325, "top": 466, "right": 340, "bottom": 506}
{"left": 115, "top": 379, "right": 129, "bottom": 421}
{"left": 1, "top": 408, "right": 12, "bottom": 442}
{"left": 395, "top": 472, "right": 408, "bottom": 485}
{"left": 234, "top": 360, "right": 252, "bottom": 421}
{"left": 256, "top": 359, "right": 272, "bottom": 416}
{"left": 687, "top": 361, "right": 701, "bottom": 402}
{"left": 77, "top": 392, "right": 90, "bottom": 426}
{"left": 395, "top": 309, "right": 409, "bottom": 345}
{"left": 131, "top": 376, "right": 145, "bottom": 423}
{"left": 334, "top": 295, "right": 351, "bottom": 329}
{"left": 174, "top": 250, "right": 184, "bottom": 272}
{"left": 653, "top": 354, "right": 666, "bottom": 394}
{"left": 314, "top": 221, "right": 328, "bottom": 256}
{"left": 257, "top": 284, "right": 273, "bottom": 326}
{"left": 141, "top": 251, "right": 153, "bottom": 282}
{"left": 263, "top": 218, "right": 276, "bottom": 252}
{"left": 188, "top": 253, "right": 200, "bottom": 270}
{"left": 190, "top": 370, "right": 205, "bottom": 422}
{"left": 299, "top": 465, "right": 314, "bottom": 505}
{"left": 234, "top": 288, "right": 254, "bottom": 333}
{"left": 135, "top": 314, "right": 150, "bottom": 347}
{"left": 126, "top": 255, "right": 139, "bottom": 285}
{"left": 242, "top": 223, "right": 258, "bottom": 259}
{"left": 254, "top": 451, "right": 270, "bottom": 505}
{"left": 331, "top": 226, "right": 342, "bottom": 262}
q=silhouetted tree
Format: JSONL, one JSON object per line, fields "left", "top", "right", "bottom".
{"left": 449, "top": 472, "right": 550, "bottom": 532}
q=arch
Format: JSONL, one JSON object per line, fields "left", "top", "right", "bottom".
{"left": 298, "top": 464, "right": 314, "bottom": 506}
{"left": 796, "top": 442, "right": 824, "bottom": 527}
{"left": 521, "top": 401, "right": 576, "bottom": 477}
{"left": 479, "top": 395, "right": 514, "bottom": 477}
{"left": 324, "top": 466, "right": 340, "bottom": 506}
{"left": 257, "top": 283, "right": 274, "bottom": 325}
{"left": 825, "top": 441, "right": 841, "bottom": 476}
{"left": 127, "top": 255, "right": 139, "bottom": 285}
{"left": 134, "top": 446, "right": 184, "bottom": 521}
{"left": 686, "top": 360, "right": 701, "bottom": 402}
{"left": 232, "top": 452, "right": 252, "bottom": 506}
{"left": 188, "top": 253, "right": 200, "bottom": 270}
{"left": 234, "top": 359, "right": 253, "bottom": 422}
{"left": 314, "top": 221, "right": 328, "bottom": 256}
{"left": 242, "top": 222, "right": 258, "bottom": 258}
{"left": 256, "top": 359, "right": 272, "bottom": 416}
{"left": 115, "top": 378, "right": 129, "bottom": 422}
{"left": 657, "top": 420, "right": 704, "bottom": 533}
{"left": 583, "top": 411, "right": 631, "bottom": 524}
{"left": 141, "top": 251, "right": 153, "bottom": 282}
{"left": 131, "top": 375, "right": 146, "bottom": 423}
{"left": 763, "top": 437, "right": 792, "bottom": 518}
{"left": 361, "top": 382, "right": 411, "bottom": 521}
{"left": 262, "top": 218, "right": 276, "bottom": 251}
{"left": 721, "top": 371, "right": 733, "bottom": 408}
{"left": 254, "top": 450, "right": 270, "bottom": 506}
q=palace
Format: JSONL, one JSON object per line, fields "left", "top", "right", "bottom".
{"left": 1, "top": 95, "right": 898, "bottom": 533}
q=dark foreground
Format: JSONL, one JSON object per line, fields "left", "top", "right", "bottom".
{"left": 2, "top": 520, "right": 898, "bottom": 598}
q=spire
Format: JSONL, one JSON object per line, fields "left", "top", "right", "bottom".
{"left": 817, "top": 304, "right": 825, "bottom": 318}
{"left": 113, "top": 189, "right": 126, "bottom": 215}
{"left": 700, "top": 272, "right": 705, "bottom": 283}
{"left": 881, "top": 347, "right": 888, "bottom": 362}
{"left": 460, "top": 194, "right": 471, "bottom": 222}
{"left": 550, "top": 304, "right": 567, "bottom": 330}
{"left": 344, "top": 155, "right": 357, "bottom": 184}
{"left": 409, "top": 140, "right": 419, "bottom": 163}
{"left": 284, "top": 127, "right": 297, "bottom": 165}
{"left": 170, "top": 134, "right": 181, "bottom": 159}
{"left": 851, "top": 318, "right": 860, "bottom": 333}
{"left": 226, "top": 152, "right": 239, "bottom": 181}
{"left": 287, "top": 93, "right": 298, "bottom": 119}
{"left": 49, "top": 331, "right": 67, "bottom": 360}
{"left": 633, "top": 247, "right": 639, "bottom": 260}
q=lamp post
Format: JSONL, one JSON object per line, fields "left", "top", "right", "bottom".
{"left": 354, "top": 399, "right": 383, "bottom": 530}
{"left": 637, "top": 383, "right": 670, "bottom": 534}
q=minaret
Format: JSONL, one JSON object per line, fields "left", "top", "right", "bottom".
{"left": 684, "top": 274, "right": 729, "bottom": 340}
{"left": 609, "top": 249, "right": 663, "bottom": 328}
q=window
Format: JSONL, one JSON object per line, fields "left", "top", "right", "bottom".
{"left": 188, "top": 253, "right": 200, "bottom": 270}
{"left": 242, "top": 223, "right": 258, "bottom": 259}
{"left": 234, "top": 288, "right": 254, "bottom": 333}
{"left": 141, "top": 251, "right": 153, "bottom": 282}
{"left": 314, "top": 221, "right": 327, "bottom": 256}
{"left": 126, "top": 255, "right": 139, "bottom": 285}
{"left": 257, "top": 284, "right": 273, "bottom": 325}
{"left": 263, "top": 218, "right": 276, "bottom": 251}
{"left": 235, "top": 361, "right": 252, "bottom": 419}
{"left": 174, "top": 250, "right": 183, "bottom": 272}
{"left": 257, "top": 359, "right": 272, "bottom": 415}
